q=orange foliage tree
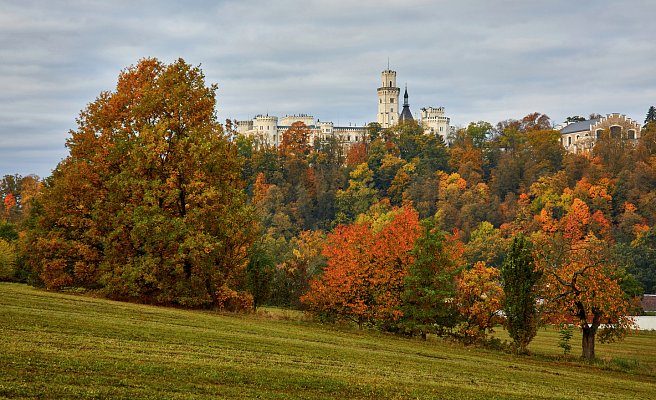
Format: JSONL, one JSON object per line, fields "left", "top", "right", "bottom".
{"left": 25, "top": 58, "right": 256, "bottom": 308}
{"left": 301, "top": 206, "right": 421, "bottom": 328}
{"left": 534, "top": 197, "right": 636, "bottom": 359}
{"left": 455, "top": 261, "right": 504, "bottom": 343}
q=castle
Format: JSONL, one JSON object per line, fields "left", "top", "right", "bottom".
{"left": 236, "top": 68, "right": 452, "bottom": 147}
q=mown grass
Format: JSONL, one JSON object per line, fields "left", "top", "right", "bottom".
{"left": 1, "top": 283, "right": 655, "bottom": 399}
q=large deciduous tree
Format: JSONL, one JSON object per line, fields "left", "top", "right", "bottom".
{"left": 534, "top": 198, "right": 636, "bottom": 359}
{"left": 26, "top": 58, "right": 256, "bottom": 308}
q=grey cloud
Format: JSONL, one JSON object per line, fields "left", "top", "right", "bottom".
{"left": 1, "top": 0, "right": 655, "bottom": 177}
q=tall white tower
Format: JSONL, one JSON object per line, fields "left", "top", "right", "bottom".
{"left": 377, "top": 69, "right": 400, "bottom": 128}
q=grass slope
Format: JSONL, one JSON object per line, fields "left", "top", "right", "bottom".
{"left": 1, "top": 282, "right": 654, "bottom": 399}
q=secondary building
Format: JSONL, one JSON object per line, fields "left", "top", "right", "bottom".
{"left": 559, "top": 113, "right": 641, "bottom": 153}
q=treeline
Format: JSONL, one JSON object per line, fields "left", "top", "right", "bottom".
{"left": 1, "top": 58, "right": 656, "bottom": 359}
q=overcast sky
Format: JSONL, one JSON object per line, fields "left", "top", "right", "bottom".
{"left": 1, "top": 0, "right": 655, "bottom": 178}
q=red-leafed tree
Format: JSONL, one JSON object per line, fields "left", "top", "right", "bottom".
{"left": 301, "top": 206, "right": 421, "bottom": 328}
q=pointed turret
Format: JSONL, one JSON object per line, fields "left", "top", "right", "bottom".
{"left": 399, "top": 85, "right": 413, "bottom": 122}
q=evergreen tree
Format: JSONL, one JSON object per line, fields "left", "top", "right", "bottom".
{"left": 501, "top": 234, "right": 541, "bottom": 353}
{"left": 401, "top": 217, "right": 462, "bottom": 339}
{"left": 645, "top": 106, "right": 656, "bottom": 125}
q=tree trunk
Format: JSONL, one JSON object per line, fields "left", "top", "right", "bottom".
{"left": 581, "top": 326, "right": 596, "bottom": 360}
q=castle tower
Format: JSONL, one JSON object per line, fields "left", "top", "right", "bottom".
{"left": 399, "top": 85, "right": 413, "bottom": 122}
{"left": 377, "top": 69, "right": 400, "bottom": 128}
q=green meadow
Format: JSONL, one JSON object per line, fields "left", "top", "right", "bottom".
{"left": 1, "top": 282, "right": 654, "bottom": 399}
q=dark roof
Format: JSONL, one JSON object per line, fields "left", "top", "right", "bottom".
{"left": 560, "top": 118, "right": 600, "bottom": 134}
{"left": 399, "top": 86, "right": 413, "bottom": 121}
{"left": 399, "top": 105, "right": 413, "bottom": 121}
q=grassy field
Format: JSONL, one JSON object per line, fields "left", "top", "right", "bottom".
{"left": 1, "top": 283, "right": 655, "bottom": 399}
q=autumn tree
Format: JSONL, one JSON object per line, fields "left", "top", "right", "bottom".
{"left": 455, "top": 261, "right": 504, "bottom": 343}
{"left": 280, "top": 121, "right": 311, "bottom": 158}
{"left": 534, "top": 198, "right": 636, "bottom": 359}
{"left": 501, "top": 234, "right": 541, "bottom": 353}
{"left": 464, "top": 221, "right": 508, "bottom": 268}
{"left": 270, "top": 230, "right": 326, "bottom": 308}
{"left": 26, "top": 58, "right": 256, "bottom": 308}
{"left": 302, "top": 206, "right": 421, "bottom": 328}
{"left": 335, "top": 163, "right": 378, "bottom": 223}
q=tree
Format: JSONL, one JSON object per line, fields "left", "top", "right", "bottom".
{"left": 0, "top": 239, "right": 16, "bottom": 281}
{"left": 246, "top": 241, "right": 276, "bottom": 310}
{"left": 280, "top": 121, "right": 311, "bottom": 158}
{"left": 566, "top": 116, "right": 586, "bottom": 124}
{"left": 455, "top": 261, "right": 504, "bottom": 343}
{"left": 645, "top": 106, "right": 656, "bottom": 125}
{"left": 270, "top": 230, "right": 326, "bottom": 308}
{"left": 464, "top": 221, "right": 508, "bottom": 268}
{"left": 501, "top": 234, "right": 541, "bottom": 353}
{"left": 301, "top": 206, "right": 421, "bottom": 328}
{"left": 335, "top": 163, "right": 378, "bottom": 223}
{"left": 402, "top": 217, "right": 463, "bottom": 339}
{"left": 534, "top": 198, "right": 636, "bottom": 359}
{"left": 26, "top": 58, "right": 256, "bottom": 308}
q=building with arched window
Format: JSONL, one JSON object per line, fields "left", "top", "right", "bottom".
{"left": 559, "top": 113, "right": 641, "bottom": 153}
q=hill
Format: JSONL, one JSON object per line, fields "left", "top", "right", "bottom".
{"left": 1, "top": 283, "right": 654, "bottom": 399}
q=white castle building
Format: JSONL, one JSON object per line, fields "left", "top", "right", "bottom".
{"left": 237, "top": 68, "right": 452, "bottom": 146}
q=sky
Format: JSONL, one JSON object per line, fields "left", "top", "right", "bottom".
{"left": 1, "top": 0, "right": 655, "bottom": 178}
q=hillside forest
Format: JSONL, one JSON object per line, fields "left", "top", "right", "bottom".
{"left": 2, "top": 58, "right": 656, "bottom": 359}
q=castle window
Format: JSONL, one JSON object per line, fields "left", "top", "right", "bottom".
{"left": 390, "top": 98, "right": 394, "bottom": 103}
{"left": 391, "top": 107, "right": 394, "bottom": 112}
{"left": 380, "top": 99, "right": 382, "bottom": 104}
{"left": 610, "top": 126, "right": 621, "bottom": 139}
{"left": 568, "top": 137, "right": 572, "bottom": 146}
{"left": 596, "top": 129, "right": 603, "bottom": 139}
{"left": 628, "top": 129, "right": 636, "bottom": 140}
{"left": 389, "top": 81, "right": 392, "bottom": 87}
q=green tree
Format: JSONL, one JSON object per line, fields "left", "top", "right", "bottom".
{"left": 335, "top": 163, "right": 378, "bottom": 223}
{"left": 0, "top": 239, "right": 16, "bottom": 281}
{"left": 501, "top": 234, "right": 541, "bottom": 353}
{"left": 402, "top": 218, "right": 463, "bottom": 339}
{"left": 246, "top": 242, "right": 275, "bottom": 310}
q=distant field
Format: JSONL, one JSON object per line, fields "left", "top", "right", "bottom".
{"left": 1, "top": 283, "right": 655, "bottom": 399}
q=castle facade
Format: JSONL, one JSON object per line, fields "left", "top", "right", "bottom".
{"left": 237, "top": 69, "right": 452, "bottom": 147}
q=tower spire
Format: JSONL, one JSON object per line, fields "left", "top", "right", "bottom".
{"left": 399, "top": 84, "right": 413, "bottom": 122}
